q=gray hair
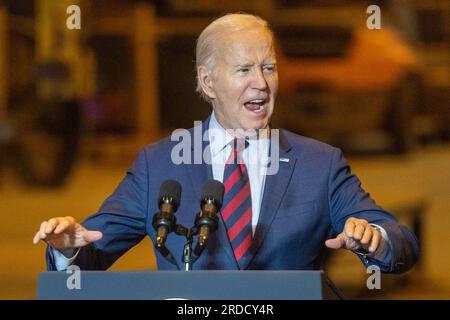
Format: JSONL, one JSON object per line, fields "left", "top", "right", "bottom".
{"left": 195, "top": 13, "right": 274, "bottom": 102}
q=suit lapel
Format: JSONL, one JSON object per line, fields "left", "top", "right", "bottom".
{"left": 239, "top": 130, "right": 297, "bottom": 269}
{"left": 186, "top": 119, "right": 212, "bottom": 202}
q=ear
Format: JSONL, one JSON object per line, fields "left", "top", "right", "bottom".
{"left": 197, "top": 66, "right": 217, "bottom": 99}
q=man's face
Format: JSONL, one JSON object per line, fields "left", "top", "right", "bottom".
{"left": 207, "top": 28, "right": 278, "bottom": 131}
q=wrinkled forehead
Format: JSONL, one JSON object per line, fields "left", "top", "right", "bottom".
{"left": 215, "top": 28, "right": 276, "bottom": 65}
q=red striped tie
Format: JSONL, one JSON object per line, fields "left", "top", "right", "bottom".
{"left": 221, "top": 138, "right": 252, "bottom": 267}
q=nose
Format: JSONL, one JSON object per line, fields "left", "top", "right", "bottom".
{"left": 251, "top": 68, "right": 268, "bottom": 91}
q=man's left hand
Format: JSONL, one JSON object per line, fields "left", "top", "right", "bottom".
{"left": 325, "top": 217, "right": 381, "bottom": 253}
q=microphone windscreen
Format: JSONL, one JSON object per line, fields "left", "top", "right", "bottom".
{"left": 158, "top": 180, "right": 182, "bottom": 208}
{"left": 201, "top": 180, "right": 225, "bottom": 209}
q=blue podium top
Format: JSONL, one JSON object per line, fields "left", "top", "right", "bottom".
{"left": 37, "top": 270, "right": 342, "bottom": 300}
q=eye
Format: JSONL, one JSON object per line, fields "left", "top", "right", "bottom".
{"left": 237, "top": 67, "right": 250, "bottom": 74}
{"left": 263, "top": 65, "right": 276, "bottom": 73}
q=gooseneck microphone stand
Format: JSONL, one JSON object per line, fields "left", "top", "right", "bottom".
{"left": 153, "top": 179, "right": 223, "bottom": 271}
{"left": 174, "top": 224, "right": 198, "bottom": 271}
{"left": 154, "top": 222, "right": 206, "bottom": 271}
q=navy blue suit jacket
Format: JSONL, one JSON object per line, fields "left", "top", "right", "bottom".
{"left": 47, "top": 118, "right": 419, "bottom": 273}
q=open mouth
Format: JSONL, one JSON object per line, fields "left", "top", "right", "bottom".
{"left": 243, "top": 99, "right": 267, "bottom": 113}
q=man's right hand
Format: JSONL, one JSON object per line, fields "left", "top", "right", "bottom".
{"left": 32, "top": 216, "right": 103, "bottom": 255}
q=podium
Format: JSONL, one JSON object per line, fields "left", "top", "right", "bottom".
{"left": 36, "top": 270, "right": 343, "bottom": 300}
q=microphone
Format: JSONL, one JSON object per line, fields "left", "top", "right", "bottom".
{"left": 195, "top": 180, "right": 224, "bottom": 246}
{"left": 152, "top": 180, "right": 181, "bottom": 248}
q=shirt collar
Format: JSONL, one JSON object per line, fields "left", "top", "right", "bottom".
{"left": 208, "top": 112, "right": 270, "bottom": 157}
{"left": 208, "top": 112, "right": 234, "bottom": 157}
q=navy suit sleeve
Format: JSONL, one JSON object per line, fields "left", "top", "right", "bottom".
{"left": 327, "top": 148, "right": 420, "bottom": 273}
{"left": 46, "top": 148, "right": 150, "bottom": 271}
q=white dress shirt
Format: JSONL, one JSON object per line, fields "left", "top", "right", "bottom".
{"left": 208, "top": 112, "right": 269, "bottom": 235}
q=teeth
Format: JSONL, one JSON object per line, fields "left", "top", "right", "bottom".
{"left": 249, "top": 99, "right": 265, "bottom": 104}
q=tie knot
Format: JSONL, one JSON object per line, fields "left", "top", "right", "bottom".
{"left": 232, "top": 138, "right": 248, "bottom": 152}
{"left": 227, "top": 138, "right": 248, "bottom": 165}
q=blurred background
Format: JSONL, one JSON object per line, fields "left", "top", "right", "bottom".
{"left": 0, "top": 0, "right": 448, "bottom": 299}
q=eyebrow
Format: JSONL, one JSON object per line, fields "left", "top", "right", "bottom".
{"left": 235, "top": 63, "right": 254, "bottom": 68}
{"left": 235, "top": 62, "right": 277, "bottom": 68}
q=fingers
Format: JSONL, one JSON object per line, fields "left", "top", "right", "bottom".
{"left": 32, "top": 230, "right": 42, "bottom": 244}
{"left": 33, "top": 216, "right": 75, "bottom": 245}
{"left": 54, "top": 217, "right": 74, "bottom": 234}
{"left": 344, "top": 218, "right": 356, "bottom": 237}
{"left": 32, "top": 221, "right": 50, "bottom": 244}
{"left": 368, "top": 228, "right": 381, "bottom": 253}
{"left": 45, "top": 218, "right": 58, "bottom": 234}
{"left": 353, "top": 223, "right": 367, "bottom": 240}
{"left": 343, "top": 218, "right": 370, "bottom": 239}
{"left": 360, "top": 227, "right": 373, "bottom": 245}
{"left": 340, "top": 218, "right": 382, "bottom": 252}
{"left": 38, "top": 221, "right": 48, "bottom": 241}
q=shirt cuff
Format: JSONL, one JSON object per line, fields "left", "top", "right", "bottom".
{"left": 51, "top": 247, "right": 80, "bottom": 271}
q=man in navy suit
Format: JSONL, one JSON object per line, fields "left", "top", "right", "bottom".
{"left": 33, "top": 13, "right": 419, "bottom": 273}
